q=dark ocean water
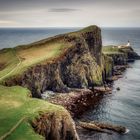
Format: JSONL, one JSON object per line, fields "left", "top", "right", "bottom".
{"left": 0, "top": 27, "right": 140, "bottom": 140}
{"left": 80, "top": 28, "right": 140, "bottom": 140}
{"left": 0, "top": 28, "right": 79, "bottom": 49}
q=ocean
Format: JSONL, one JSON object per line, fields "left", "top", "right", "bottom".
{"left": 0, "top": 28, "right": 79, "bottom": 49}
{"left": 0, "top": 27, "right": 140, "bottom": 140}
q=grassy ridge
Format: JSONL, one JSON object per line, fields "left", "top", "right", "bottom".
{"left": 0, "top": 25, "right": 99, "bottom": 82}
{"left": 0, "top": 49, "right": 19, "bottom": 79}
{"left": 0, "top": 85, "right": 65, "bottom": 140}
{"left": 0, "top": 26, "right": 100, "bottom": 140}
{"left": 0, "top": 39, "right": 72, "bottom": 82}
{"left": 102, "top": 45, "right": 123, "bottom": 54}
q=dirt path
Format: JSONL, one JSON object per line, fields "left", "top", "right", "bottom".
{"left": 0, "top": 117, "right": 26, "bottom": 140}
{"left": 0, "top": 53, "right": 21, "bottom": 81}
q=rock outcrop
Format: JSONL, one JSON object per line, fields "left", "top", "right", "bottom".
{"left": 48, "top": 89, "right": 106, "bottom": 117}
{"left": 78, "top": 121, "right": 126, "bottom": 134}
{"left": 4, "top": 26, "right": 113, "bottom": 98}
{"left": 32, "top": 112, "right": 79, "bottom": 140}
{"left": 103, "top": 45, "right": 140, "bottom": 65}
{"left": 120, "top": 46, "right": 140, "bottom": 61}
{"left": 106, "top": 53, "right": 127, "bottom": 65}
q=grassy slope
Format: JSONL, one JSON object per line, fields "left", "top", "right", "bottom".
{"left": 0, "top": 25, "right": 99, "bottom": 82}
{"left": 0, "top": 35, "right": 74, "bottom": 140}
{"left": 0, "top": 85, "right": 65, "bottom": 140}
{"left": 0, "top": 38, "right": 72, "bottom": 82}
{"left": 0, "top": 25, "right": 98, "bottom": 140}
{"left": 102, "top": 45, "right": 123, "bottom": 54}
{"left": 0, "top": 49, "right": 19, "bottom": 79}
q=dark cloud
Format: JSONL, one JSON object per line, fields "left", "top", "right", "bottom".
{"left": 48, "top": 8, "right": 79, "bottom": 12}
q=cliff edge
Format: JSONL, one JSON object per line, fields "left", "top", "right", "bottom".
{"left": 2, "top": 25, "right": 113, "bottom": 98}
{"left": 0, "top": 25, "right": 139, "bottom": 140}
{"left": 0, "top": 25, "right": 112, "bottom": 140}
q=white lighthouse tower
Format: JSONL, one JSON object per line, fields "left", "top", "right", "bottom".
{"left": 126, "top": 40, "right": 131, "bottom": 47}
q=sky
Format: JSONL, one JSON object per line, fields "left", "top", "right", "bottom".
{"left": 0, "top": 0, "right": 140, "bottom": 27}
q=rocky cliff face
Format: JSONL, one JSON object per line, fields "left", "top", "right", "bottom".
{"left": 120, "top": 46, "right": 140, "bottom": 61}
{"left": 4, "top": 26, "right": 113, "bottom": 98}
{"left": 32, "top": 111, "right": 79, "bottom": 140}
{"left": 2, "top": 26, "right": 139, "bottom": 140}
{"left": 101, "top": 54, "right": 114, "bottom": 81}
{"left": 106, "top": 53, "right": 127, "bottom": 65}
{"left": 103, "top": 45, "right": 140, "bottom": 66}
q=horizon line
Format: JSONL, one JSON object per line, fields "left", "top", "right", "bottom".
{"left": 0, "top": 26, "right": 140, "bottom": 28}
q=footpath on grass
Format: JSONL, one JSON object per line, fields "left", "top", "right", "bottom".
{"left": 0, "top": 117, "right": 26, "bottom": 140}
{"left": 0, "top": 52, "right": 21, "bottom": 81}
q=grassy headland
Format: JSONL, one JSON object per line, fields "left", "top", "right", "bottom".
{"left": 0, "top": 37, "right": 72, "bottom": 82}
{"left": 1, "top": 25, "right": 138, "bottom": 140}
{"left": 0, "top": 85, "right": 68, "bottom": 140}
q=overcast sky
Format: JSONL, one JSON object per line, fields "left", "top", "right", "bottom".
{"left": 0, "top": 0, "right": 140, "bottom": 27}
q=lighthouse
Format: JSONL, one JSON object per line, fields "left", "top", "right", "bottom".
{"left": 126, "top": 40, "right": 131, "bottom": 47}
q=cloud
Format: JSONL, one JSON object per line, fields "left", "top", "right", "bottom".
{"left": 0, "top": 20, "right": 17, "bottom": 24}
{"left": 0, "top": 0, "right": 140, "bottom": 27}
{"left": 48, "top": 8, "right": 80, "bottom": 12}
{"left": 0, "top": 9, "right": 45, "bottom": 15}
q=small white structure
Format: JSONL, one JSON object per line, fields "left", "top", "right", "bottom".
{"left": 118, "top": 45, "right": 122, "bottom": 48}
{"left": 126, "top": 40, "right": 131, "bottom": 47}
{"left": 118, "top": 41, "right": 131, "bottom": 48}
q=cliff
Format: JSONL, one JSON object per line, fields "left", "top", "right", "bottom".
{"left": 2, "top": 25, "right": 113, "bottom": 98}
{"left": 103, "top": 45, "right": 140, "bottom": 65}
{"left": 0, "top": 85, "right": 79, "bottom": 140}
{"left": 0, "top": 25, "right": 114, "bottom": 140}
{"left": 0, "top": 25, "right": 139, "bottom": 140}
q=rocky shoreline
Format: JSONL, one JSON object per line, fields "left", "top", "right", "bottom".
{"left": 22, "top": 27, "right": 140, "bottom": 139}
{"left": 47, "top": 64, "right": 130, "bottom": 117}
{"left": 43, "top": 53, "right": 138, "bottom": 139}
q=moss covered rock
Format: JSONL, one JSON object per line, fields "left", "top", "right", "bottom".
{"left": 3, "top": 25, "right": 105, "bottom": 97}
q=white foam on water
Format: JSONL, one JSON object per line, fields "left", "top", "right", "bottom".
{"left": 124, "top": 128, "right": 130, "bottom": 134}
{"left": 41, "top": 90, "right": 56, "bottom": 99}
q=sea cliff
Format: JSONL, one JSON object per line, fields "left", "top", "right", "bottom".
{"left": 0, "top": 25, "right": 139, "bottom": 140}
{"left": 3, "top": 26, "right": 113, "bottom": 98}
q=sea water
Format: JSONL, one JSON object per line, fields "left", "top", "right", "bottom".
{"left": 79, "top": 28, "right": 140, "bottom": 140}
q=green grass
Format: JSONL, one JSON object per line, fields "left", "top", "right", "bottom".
{"left": 68, "top": 25, "right": 99, "bottom": 37}
{"left": 0, "top": 48, "right": 19, "bottom": 79}
{"left": 102, "top": 45, "right": 123, "bottom": 54}
{"left": 0, "top": 85, "right": 65, "bottom": 140}
{"left": 78, "top": 25, "right": 98, "bottom": 32}
{"left": 0, "top": 40, "right": 72, "bottom": 83}
{"left": 6, "top": 121, "right": 43, "bottom": 140}
{"left": 0, "top": 25, "right": 100, "bottom": 82}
